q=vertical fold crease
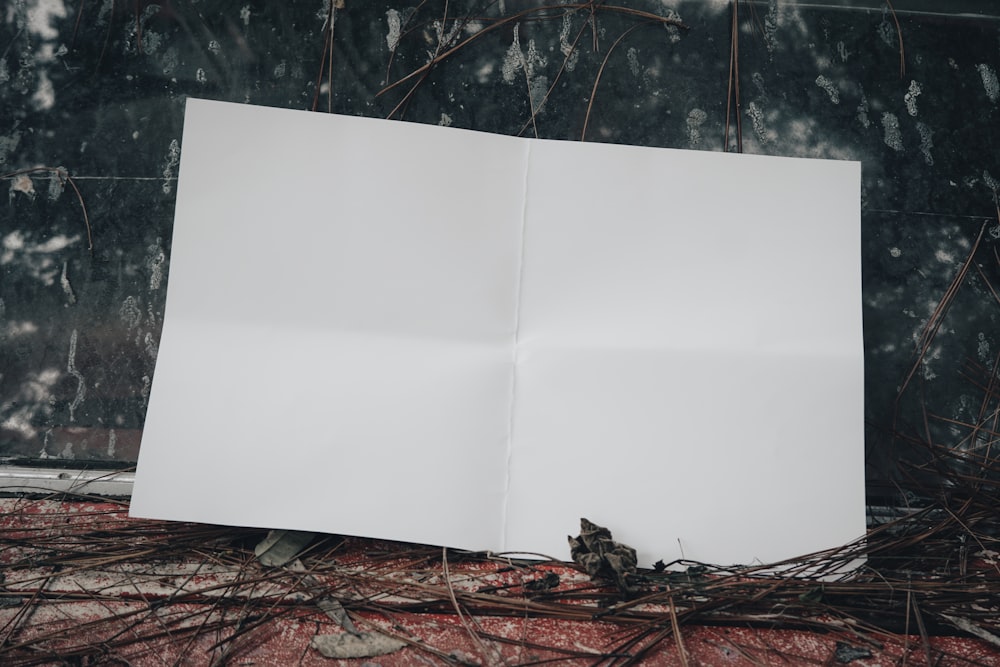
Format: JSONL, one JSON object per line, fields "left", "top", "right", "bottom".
{"left": 500, "top": 138, "right": 533, "bottom": 551}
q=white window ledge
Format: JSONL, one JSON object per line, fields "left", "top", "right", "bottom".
{"left": 0, "top": 466, "right": 134, "bottom": 497}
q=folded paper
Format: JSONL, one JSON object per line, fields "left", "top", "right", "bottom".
{"left": 131, "top": 98, "right": 864, "bottom": 567}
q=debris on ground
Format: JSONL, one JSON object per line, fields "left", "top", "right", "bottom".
{"left": 568, "top": 518, "right": 637, "bottom": 593}
{"left": 310, "top": 631, "right": 406, "bottom": 659}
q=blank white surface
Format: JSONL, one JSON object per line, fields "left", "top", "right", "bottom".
{"left": 131, "top": 98, "right": 864, "bottom": 567}
{"left": 131, "top": 99, "right": 527, "bottom": 551}
{"left": 518, "top": 139, "right": 860, "bottom": 355}
{"left": 136, "top": 322, "right": 512, "bottom": 549}
{"left": 505, "top": 349, "right": 862, "bottom": 565}
{"left": 506, "top": 139, "right": 863, "bottom": 564}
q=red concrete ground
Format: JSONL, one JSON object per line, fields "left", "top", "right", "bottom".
{"left": 1, "top": 499, "right": 997, "bottom": 666}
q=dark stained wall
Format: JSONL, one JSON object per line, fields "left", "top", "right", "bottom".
{"left": 2, "top": 1, "right": 999, "bottom": 504}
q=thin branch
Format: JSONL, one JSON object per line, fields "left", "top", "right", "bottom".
{"left": 1, "top": 166, "right": 94, "bottom": 252}
{"left": 724, "top": 0, "right": 742, "bottom": 152}
{"left": 378, "top": 3, "right": 687, "bottom": 109}
{"left": 581, "top": 21, "right": 652, "bottom": 141}
{"left": 894, "top": 222, "right": 987, "bottom": 431}
{"left": 886, "top": 0, "right": 905, "bottom": 77}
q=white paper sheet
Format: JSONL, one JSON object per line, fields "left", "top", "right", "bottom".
{"left": 130, "top": 98, "right": 864, "bottom": 567}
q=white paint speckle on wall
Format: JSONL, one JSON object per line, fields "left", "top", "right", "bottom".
{"left": 746, "top": 101, "right": 767, "bottom": 144}
{"left": 162, "top": 139, "right": 180, "bottom": 194}
{"left": 67, "top": 329, "right": 86, "bottom": 423}
{"left": 976, "top": 64, "right": 999, "bottom": 103}
{"left": 120, "top": 296, "right": 141, "bottom": 331}
{"left": 881, "top": 112, "right": 903, "bottom": 152}
{"left": 815, "top": 75, "right": 839, "bottom": 104}
{"left": 385, "top": 9, "right": 402, "bottom": 52}
{"left": 558, "top": 13, "right": 580, "bottom": 71}
{"left": 916, "top": 121, "right": 933, "bottom": 165}
{"left": 147, "top": 239, "right": 166, "bottom": 291}
{"left": 686, "top": 108, "right": 708, "bottom": 147}
{"left": 60, "top": 261, "right": 76, "bottom": 304}
{"left": 904, "top": 80, "right": 922, "bottom": 116}
{"left": 977, "top": 332, "right": 991, "bottom": 363}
